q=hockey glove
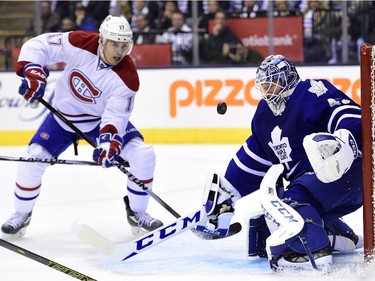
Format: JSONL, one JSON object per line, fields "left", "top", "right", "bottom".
{"left": 196, "top": 173, "right": 240, "bottom": 237}
{"left": 93, "top": 129, "right": 124, "bottom": 168}
{"left": 18, "top": 63, "right": 49, "bottom": 105}
{"left": 303, "top": 129, "right": 358, "bottom": 183}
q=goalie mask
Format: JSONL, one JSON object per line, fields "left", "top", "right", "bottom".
{"left": 256, "top": 55, "right": 300, "bottom": 116}
{"left": 99, "top": 15, "right": 133, "bottom": 65}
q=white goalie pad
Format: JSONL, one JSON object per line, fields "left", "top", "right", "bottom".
{"left": 259, "top": 164, "right": 305, "bottom": 259}
{"left": 303, "top": 129, "right": 358, "bottom": 183}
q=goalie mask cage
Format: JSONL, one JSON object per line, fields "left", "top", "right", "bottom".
{"left": 361, "top": 43, "right": 375, "bottom": 262}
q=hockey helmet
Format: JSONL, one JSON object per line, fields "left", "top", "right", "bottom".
{"left": 99, "top": 15, "right": 133, "bottom": 56}
{"left": 255, "top": 55, "right": 300, "bottom": 116}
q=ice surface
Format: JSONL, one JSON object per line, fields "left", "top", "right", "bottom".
{"left": 0, "top": 145, "right": 373, "bottom": 281}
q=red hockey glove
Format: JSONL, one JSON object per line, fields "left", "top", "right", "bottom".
{"left": 93, "top": 131, "right": 124, "bottom": 168}
{"left": 18, "top": 63, "right": 49, "bottom": 105}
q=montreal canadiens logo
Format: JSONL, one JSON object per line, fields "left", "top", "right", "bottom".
{"left": 69, "top": 70, "right": 102, "bottom": 104}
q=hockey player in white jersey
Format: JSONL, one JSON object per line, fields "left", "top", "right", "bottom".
{"left": 198, "top": 55, "right": 362, "bottom": 271}
{"left": 2, "top": 15, "right": 163, "bottom": 237}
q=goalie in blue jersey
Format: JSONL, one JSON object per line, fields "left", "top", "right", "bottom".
{"left": 198, "top": 55, "right": 362, "bottom": 271}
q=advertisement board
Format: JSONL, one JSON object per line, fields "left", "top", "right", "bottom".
{"left": 0, "top": 65, "right": 360, "bottom": 144}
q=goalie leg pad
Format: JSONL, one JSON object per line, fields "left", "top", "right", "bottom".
{"left": 259, "top": 165, "right": 331, "bottom": 271}
{"left": 264, "top": 200, "right": 331, "bottom": 256}
{"left": 266, "top": 201, "right": 332, "bottom": 272}
{"left": 245, "top": 211, "right": 270, "bottom": 258}
{"left": 281, "top": 201, "right": 331, "bottom": 254}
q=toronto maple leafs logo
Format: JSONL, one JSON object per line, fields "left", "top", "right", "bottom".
{"left": 308, "top": 80, "right": 328, "bottom": 97}
{"left": 268, "top": 126, "right": 292, "bottom": 163}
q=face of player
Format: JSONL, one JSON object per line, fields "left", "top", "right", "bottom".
{"left": 102, "top": 40, "right": 131, "bottom": 65}
{"left": 260, "top": 79, "right": 283, "bottom": 101}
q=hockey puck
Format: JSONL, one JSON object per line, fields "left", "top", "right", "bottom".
{"left": 217, "top": 102, "right": 227, "bottom": 115}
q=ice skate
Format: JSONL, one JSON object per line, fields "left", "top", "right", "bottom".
{"left": 328, "top": 230, "right": 363, "bottom": 253}
{"left": 124, "top": 196, "right": 163, "bottom": 235}
{"left": 1, "top": 212, "right": 32, "bottom": 238}
{"left": 272, "top": 248, "right": 332, "bottom": 272}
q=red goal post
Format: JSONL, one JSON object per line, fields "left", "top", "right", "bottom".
{"left": 360, "top": 43, "right": 375, "bottom": 261}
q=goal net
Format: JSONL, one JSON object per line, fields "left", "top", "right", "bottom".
{"left": 360, "top": 43, "right": 375, "bottom": 261}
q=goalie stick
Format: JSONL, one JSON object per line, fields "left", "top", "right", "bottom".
{"left": 74, "top": 207, "right": 242, "bottom": 262}
{"left": 73, "top": 208, "right": 206, "bottom": 261}
{"left": 0, "top": 238, "right": 97, "bottom": 281}
{"left": 0, "top": 155, "right": 130, "bottom": 167}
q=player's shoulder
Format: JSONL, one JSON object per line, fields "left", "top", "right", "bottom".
{"left": 294, "top": 79, "right": 340, "bottom": 100}
{"left": 68, "top": 30, "right": 99, "bottom": 55}
{"left": 112, "top": 56, "right": 140, "bottom": 92}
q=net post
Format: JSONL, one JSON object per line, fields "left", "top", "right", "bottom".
{"left": 360, "top": 42, "right": 375, "bottom": 262}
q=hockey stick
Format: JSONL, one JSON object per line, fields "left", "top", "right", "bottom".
{"left": 0, "top": 155, "right": 130, "bottom": 167}
{"left": 38, "top": 99, "right": 239, "bottom": 243}
{"left": 0, "top": 238, "right": 97, "bottom": 280}
{"left": 73, "top": 208, "right": 206, "bottom": 261}
{"left": 38, "top": 98, "right": 180, "bottom": 218}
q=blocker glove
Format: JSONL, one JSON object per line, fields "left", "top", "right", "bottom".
{"left": 19, "top": 63, "right": 49, "bottom": 104}
{"left": 93, "top": 127, "right": 124, "bottom": 168}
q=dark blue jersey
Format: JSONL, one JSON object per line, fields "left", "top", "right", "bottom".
{"left": 225, "top": 79, "right": 361, "bottom": 197}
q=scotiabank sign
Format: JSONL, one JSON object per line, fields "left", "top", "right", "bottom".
{"left": 210, "top": 17, "right": 303, "bottom": 62}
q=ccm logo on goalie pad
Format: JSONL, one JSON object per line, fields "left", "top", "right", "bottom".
{"left": 261, "top": 200, "right": 299, "bottom": 228}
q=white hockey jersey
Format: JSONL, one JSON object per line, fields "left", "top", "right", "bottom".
{"left": 17, "top": 31, "right": 139, "bottom": 136}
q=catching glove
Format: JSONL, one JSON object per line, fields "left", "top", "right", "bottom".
{"left": 93, "top": 127, "right": 124, "bottom": 168}
{"left": 18, "top": 63, "right": 49, "bottom": 105}
{"left": 303, "top": 129, "right": 358, "bottom": 183}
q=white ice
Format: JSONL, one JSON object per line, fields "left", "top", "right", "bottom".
{"left": 0, "top": 144, "right": 372, "bottom": 281}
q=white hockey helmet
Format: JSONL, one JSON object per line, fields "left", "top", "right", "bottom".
{"left": 99, "top": 15, "right": 133, "bottom": 62}
{"left": 256, "top": 55, "right": 300, "bottom": 116}
{"left": 99, "top": 15, "right": 133, "bottom": 43}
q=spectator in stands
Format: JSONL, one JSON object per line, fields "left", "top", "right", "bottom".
{"left": 74, "top": 2, "right": 98, "bottom": 32}
{"left": 59, "top": 17, "right": 76, "bottom": 32}
{"left": 234, "top": 42, "right": 264, "bottom": 64}
{"left": 228, "top": 0, "right": 244, "bottom": 13}
{"left": 52, "top": 1, "right": 76, "bottom": 20}
{"left": 109, "top": 0, "right": 133, "bottom": 22}
{"left": 303, "top": 0, "right": 328, "bottom": 41}
{"left": 27, "top": 0, "right": 60, "bottom": 34}
{"left": 133, "top": 13, "right": 156, "bottom": 44}
{"left": 158, "top": 1, "right": 178, "bottom": 30}
{"left": 129, "top": 0, "right": 156, "bottom": 29}
{"left": 198, "top": 0, "right": 221, "bottom": 33}
{"left": 328, "top": 15, "right": 364, "bottom": 64}
{"left": 85, "top": 1, "right": 110, "bottom": 24}
{"left": 155, "top": 10, "right": 193, "bottom": 65}
{"left": 238, "top": 0, "right": 265, "bottom": 18}
{"left": 274, "top": 0, "right": 299, "bottom": 16}
{"left": 41, "top": 0, "right": 61, "bottom": 32}
{"left": 200, "top": 10, "right": 243, "bottom": 64}
{"left": 302, "top": 0, "right": 330, "bottom": 62}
